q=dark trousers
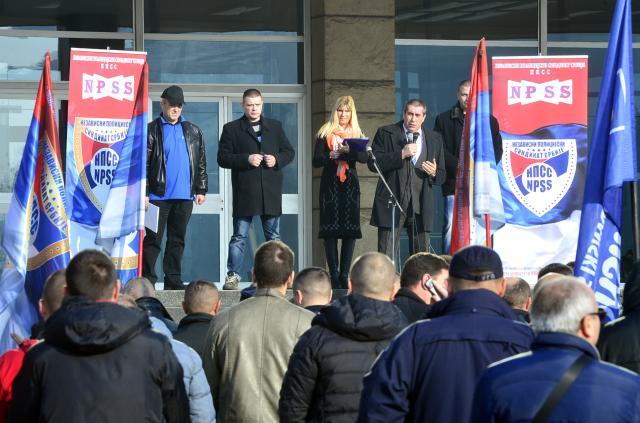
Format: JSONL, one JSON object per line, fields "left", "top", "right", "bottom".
{"left": 142, "top": 199, "right": 193, "bottom": 288}
{"left": 324, "top": 238, "right": 356, "bottom": 289}
{"left": 378, "top": 206, "right": 429, "bottom": 264}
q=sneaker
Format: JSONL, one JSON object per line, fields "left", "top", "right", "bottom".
{"left": 223, "top": 272, "right": 241, "bottom": 290}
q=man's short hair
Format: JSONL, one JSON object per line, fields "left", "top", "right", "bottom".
{"left": 66, "top": 249, "right": 117, "bottom": 300}
{"left": 123, "top": 277, "right": 156, "bottom": 300}
{"left": 41, "top": 269, "right": 67, "bottom": 314}
{"left": 183, "top": 280, "right": 219, "bottom": 314}
{"left": 538, "top": 262, "right": 573, "bottom": 279}
{"left": 503, "top": 277, "right": 531, "bottom": 308}
{"left": 401, "top": 253, "right": 449, "bottom": 288}
{"left": 403, "top": 98, "right": 427, "bottom": 115}
{"left": 349, "top": 252, "right": 396, "bottom": 298}
{"left": 458, "top": 79, "right": 471, "bottom": 90}
{"left": 293, "top": 267, "right": 332, "bottom": 298}
{"left": 530, "top": 277, "right": 595, "bottom": 335}
{"left": 253, "top": 240, "right": 294, "bottom": 288}
{"left": 243, "top": 88, "right": 262, "bottom": 101}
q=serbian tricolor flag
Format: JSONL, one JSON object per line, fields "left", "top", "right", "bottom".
{"left": 0, "top": 53, "right": 70, "bottom": 353}
{"left": 451, "top": 38, "right": 505, "bottom": 254}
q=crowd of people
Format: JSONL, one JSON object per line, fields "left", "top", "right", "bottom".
{"left": 1, "top": 240, "right": 639, "bottom": 422}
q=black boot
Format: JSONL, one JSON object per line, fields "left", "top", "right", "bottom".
{"left": 338, "top": 238, "right": 356, "bottom": 289}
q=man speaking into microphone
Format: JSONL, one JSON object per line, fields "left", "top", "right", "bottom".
{"left": 368, "top": 99, "right": 445, "bottom": 262}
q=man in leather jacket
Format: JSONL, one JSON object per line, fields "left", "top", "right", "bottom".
{"left": 143, "top": 85, "right": 207, "bottom": 290}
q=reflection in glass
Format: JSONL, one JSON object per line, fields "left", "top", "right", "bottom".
{"left": 154, "top": 214, "right": 220, "bottom": 284}
{"left": 548, "top": 0, "right": 640, "bottom": 42}
{"left": 0, "top": 37, "right": 133, "bottom": 81}
{"left": 234, "top": 214, "right": 299, "bottom": 283}
{"left": 0, "top": 0, "right": 133, "bottom": 32}
{"left": 395, "top": 0, "right": 537, "bottom": 40}
{"left": 152, "top": 101, "right": 220, "bottom": 194}
{"left": 232, "top": 102, "right": 299, "bottom": 194}
{"left": 0, "top": 99, "right": 36, "bottom": 192}
{"left": 144, "top": 0, "right": 301, "bottom": 35}
{"left": 146, "top": 40, "right": 301, "bottom": 84}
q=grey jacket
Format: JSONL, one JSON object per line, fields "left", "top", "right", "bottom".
{"left": 204, "top": 288, "right": 314, "bottom": 423}
{"left": 151, "top": 317, "right": 216, "bottom": 423}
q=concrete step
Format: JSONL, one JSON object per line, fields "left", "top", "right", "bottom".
{"left": 156, "top": 289, "right": 348, "bottom": 322}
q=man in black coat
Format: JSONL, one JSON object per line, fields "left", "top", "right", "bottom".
{"left": 394, "top": 252, "right": 449, "bottom": 323}
{"left": 434, "top": 80, "right": 502, "bottom": 254}
{"left": 218, "top": 88, "right": 295, "bottom": 290}
{"left": 144, "top": 85, "right": 208, "bottom": 290}
{"left": 174, "top": 280, "right": 221, "bottom": 360}
{"left": 9, "top": 249, "right": 189, "bottom": 423}
{"left": 279, "top": 252, "right": 407, "bottom": 422}
{"left": 369, "top": 99, "right": 446, "bottom": 262}
{"left": 598, "top": 262, "right": 640, "bottom": 372}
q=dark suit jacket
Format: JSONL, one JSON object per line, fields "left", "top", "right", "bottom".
{"left": 434, "top": 103, "right": 502, "bottom": 196}
{"left": 393, "top": 288, "right": 430, "bottom": 324}
{"left": 217, "top": 115, "right": 295, "bottom": 217}
{"left": 368, "top": 122, "right": 446, "bottom": 231}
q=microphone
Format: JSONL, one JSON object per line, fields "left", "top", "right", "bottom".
{"left": 411, "top": 132, "right": 419, "bottom": 143}
{"left": 366, "top": 145, "right": 377, "bottom": 161}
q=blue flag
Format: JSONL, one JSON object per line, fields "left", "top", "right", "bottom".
{"left": 0, "top": 53, "right": 70, "bottom": 353}
{"left": 575, "top": 0, "right": 637, "bottom": 320}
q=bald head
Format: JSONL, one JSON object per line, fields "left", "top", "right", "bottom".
{"left": 123, "top": 277, "right": 156, "bottom": 300}
{"left": 39, "top": 269, "right": 67, "bottom": 320}
{"left": 533, "top": 272, "right": 565, "bottom": 298}
{"left": 182, "top": 280, "right": 220, "bottom": 315}
{"left": 292, "top": 267, "right": 332, "bottom": 308}
{"left": 349, "top": 252, "right": 396, "bottom": 300}
{"left": 504, "top": 277, "right": 532, "bottom": 310}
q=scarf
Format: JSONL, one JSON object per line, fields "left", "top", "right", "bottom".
{"left": 326, "top": 126, "right": 353, "bottom": 183}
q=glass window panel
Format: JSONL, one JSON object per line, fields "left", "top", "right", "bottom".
{"left": 231, "top": 102, "right": 299, "bottom": 194}
{"left": 146, "top": 40, "right": 301, "bottom": 84}
{"left": 152, "top": 101, "right": 220, "bottom": 194}
{"left": 0, "top": 0, "right": 132, "bottom": 31}
{"left": 0, "top": 37, "right": 133, "bottom": 81}
{"left": 144, "top": 0, "right": 301, "bottom": 35}
{"left": 395, "top": 0, "right": 537, "bottom": 40}
{"left": 0, "top": 99, "right": 36, "bottom": 192}
{"left": 234, "top": 214, "right": 299, "bottom": 283}
{"left": 548, "top": 0, "right": 640, "bottom": 42}
{"left": 155, "top": 214, "right": 220, "bottom": 283}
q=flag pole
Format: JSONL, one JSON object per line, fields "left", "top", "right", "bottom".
{"left": 137, "top": 229, "right": 144, "bottom": 277}
{"left": 485, "top": 214, "right": 491, "bottom": 247}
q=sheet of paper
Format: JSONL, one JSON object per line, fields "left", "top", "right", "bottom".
{"left": 145, "top": 203, "right": 159, "bottom": 233}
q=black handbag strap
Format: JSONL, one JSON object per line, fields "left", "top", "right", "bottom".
{"left": 532, "top": 354, "right": 592, "bottom": 423}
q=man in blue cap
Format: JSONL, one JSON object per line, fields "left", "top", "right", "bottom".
{"left": 357, "top": 245, "right": 534, "bottom": 423}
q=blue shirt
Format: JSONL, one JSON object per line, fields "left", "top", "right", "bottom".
{"left": 150, "top": 114, "right": 192, "bottom": 200}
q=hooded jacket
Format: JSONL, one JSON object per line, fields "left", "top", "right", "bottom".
{"left": 598, "top": 262, "right": 640, "bottom": 372}
{"left": 8, "top": 297, "right": 189, "bottom": 423}
{"left": 279, "top": 294, "right": 408, "bottom": 422}
{"left": 357, "top": 289, "right": 534, "bottom": 423}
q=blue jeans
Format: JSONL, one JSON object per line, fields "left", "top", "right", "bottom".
{"left": 227, "top": 215, "right": 280, "bottom": 274}
{"left": 442, "top": 195, "right": 454, "bottom": 254}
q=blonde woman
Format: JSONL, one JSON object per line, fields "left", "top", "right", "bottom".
{"left": 313, "top": 96, "right": 367, "bottom": 289}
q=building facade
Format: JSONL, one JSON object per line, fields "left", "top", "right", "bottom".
{"left": 0, "top": 0, "right": 638, "bottom": 284}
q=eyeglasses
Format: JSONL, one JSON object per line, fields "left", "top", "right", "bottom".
{"left": 585, "top": 309, "right": 607, "bottom": 321}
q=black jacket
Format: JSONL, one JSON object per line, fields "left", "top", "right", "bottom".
{"left": 279, "top": 294, "right": 407, "bottom": 422}
{"left": 434, "top": 103, "right": 502, "bottom": 196}
{"left": 136, "top": 296, "right": 178, "bottom": 332}
{"left": 147, "top": 116, "right": 208, "bottom": 198}
{"left": 218, "top": 115, "right": 295, "bottom": 217}
{"left": 368, "top": 122, "right": 446, "bottom": 231}
{"left": 598, "top": 262, "right": 640, "bottom": 372}
{"left": 393, "top": 287, "right": 430, "bottom": 324}
{"left": 174, "top": 312, "right": 214, "bottom": 360}
{"left": 9, "top": 296, "right": 189, "bottom": 423}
